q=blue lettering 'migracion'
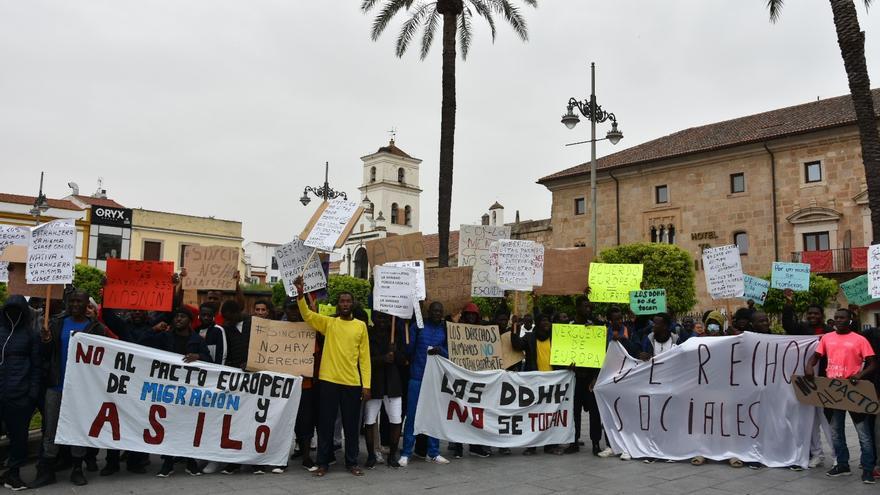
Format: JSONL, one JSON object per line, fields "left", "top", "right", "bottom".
{"left": 139, "top": 381, "right": 240, "bottom": 411}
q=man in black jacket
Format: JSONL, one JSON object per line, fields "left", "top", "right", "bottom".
{"left": 363, "top": 311, "right": 406, "bottom": 468}
{"left": 781, "top": 288, "right": 830, "bottom": 336}
{"left": 31, "top": 289, "right": 112, "bottom": 488}
{"left": 0, "top": 295, "right": 41, "bottom": 490}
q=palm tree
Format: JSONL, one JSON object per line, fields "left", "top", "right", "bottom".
{"left": 767, "top": 0, "right": 880, "bottom": 243}
{"left": 363, "top": 0, "right": 536, "bottom": 267}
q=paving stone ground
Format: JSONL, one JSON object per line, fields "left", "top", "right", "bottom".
{"left": 18, "top": 424, "right": 878, "bottom": 495}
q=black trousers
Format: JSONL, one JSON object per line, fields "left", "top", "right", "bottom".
{"left": 573, "top": 371, "right": 602, "bottom": 443}
{"left": 317, "top": 382, "right": 361, "bottom": 468}
{"left": 295, "top": 385, "right": 318, "bottom": 441}
{"left": 0, "top": 397, "right": 34, "bottom": 469}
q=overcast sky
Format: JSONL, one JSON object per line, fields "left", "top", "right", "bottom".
{"left": 2, "top": 1, "right": 879, "bottom": 244}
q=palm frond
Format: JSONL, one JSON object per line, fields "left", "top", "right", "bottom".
{"left": 369, "top": 0, "right": 413, "bottom": 40}
{"left": 766, "top": 0, "right": 783, "bottom": 23}
{"left": 469, "top": 0, "right": 497, "bottom": 41}
{"left": 459, "top": 7, "right": 473, "bottom": 59}
{"left": 395, "top": 2, "right": 434, "bottom": 57}
{"left": 485, "top": 0, "right": 529, "bottom": 41}
{"left": 420, "top": 8, "right": 441, "bottom": 60}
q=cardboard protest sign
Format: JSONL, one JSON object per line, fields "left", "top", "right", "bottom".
{"left": 595, "top": 333, "right": 820, "bottom": 468}
{"left": 364, "top": 232, "right": 426, "bottom": 267}
{"left": 103, "top": 259, "right": 174, "bottom": 312}
{"left": 771, "top": 262, "right": 811, "bottom": 291}
{"left": 276, "top": 238, "right": 326, "bottom": 297}
{"left": 414, "top": 356, "right": 575, "bottom": 448}
{"left": 791, "top": 375, "right": 879, "bottom": 414}
{"left": 458, "top": 224, "right": 511, "bottom": 298}
{"left": 489, "top": 240, "right": 544, "bottom": 291}
{"left": 587, "top": 263, "right": 643, "bottom": 303}
{"left": 549, "top": 324, "right": 607, "bottom": 368}
{"left": 0, "top": 225, "right": 28, "bottom": 283}
{"left": 447, "top": 322, "right": 521, "bottom": 371}
{"left": 6, "top": 263, "right": 63, "bottom": 299}
{"left": 424, "top": 266, "right": 473, "bottom": 316}
{"left": 741, "top": 275, "right": 770, "bottom": 305}
{"left": 56, "top": 333, "right": 302, "bottom": 466}
{"left": 300, "top": 199, "right": 362, "bottom": 252}
{"left": 386, "top": 260, "right": 426, "bottom": 300}
{"left": 182, "top": 246, "right": 238, "bottom": 291}
{"left": 373, "top": 265, "right": 417, "bottom": 319}
{"left": 702, "top": 245, "right": 744, "bottom": 299}
{"left": 868, "top": 244, "right": 880, "bottom": 298}
{"left": 629, "top": 289, "right": 666, "bottom": 315}
{"left": 247, "top": 317, "right": 316, "bottom": 377}
{"left": 27, "top": 219, "right": 76, "bottom": 284}
{"left": 841, "top": 274, "right": 880, "bottom": 307}
{"left": 535, "top": 247, "right": 592, "bottom": 296}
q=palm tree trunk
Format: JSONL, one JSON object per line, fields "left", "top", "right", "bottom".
{"left": 829, "top": 0, "right": 880, "bottom": 243}
{"left": 437, "top": 13, "right": 457, "bottom": 267}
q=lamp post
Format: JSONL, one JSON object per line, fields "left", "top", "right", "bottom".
{"left": 561, "top": 62, "right": 623, "bottom": 254}
{"left": 29, "top": 171, "right": 50, "bottom": 226}
{"left": 299, "top": 161, "right": 347, "bottom": 206}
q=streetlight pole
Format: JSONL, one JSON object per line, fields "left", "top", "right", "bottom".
{"left": 30, "top": 171, "right": 50, "bottom": 226}
{"left": 300, "top": 161, "right": 348, "bottom": 206}
{"left": 561, "top": 62, "right": 623, "bottom": 255}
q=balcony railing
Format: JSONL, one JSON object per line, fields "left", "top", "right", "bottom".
{"left": 790, "top": 247, "right": 867, "bottom": 274}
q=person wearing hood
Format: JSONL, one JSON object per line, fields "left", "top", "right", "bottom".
{"left": 0, "top": 295, "right": 42, "bottom": 491}
{"left": 704, "top": 311, "right": 725, "bottom": 336}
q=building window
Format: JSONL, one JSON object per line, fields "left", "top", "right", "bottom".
{"left": 353, "top": 248, "right": 368, "bottom": 279}
{"left": 391, "top": 203, "right": 399, "bottom": 224}
{"left": 370, "top": 166, "right": 376, "bottom": 182}
{"left": 398, "top": 167, "right": 405, "bottom": 183}
{"left": 96, "top": 233, "right": 122, "bottom": 260}
{"left": 180, "top": 244, "right": 198, "bottom": 267}
{"left": 270, "top": 276, "right": 278, "bottom": 284}
{"left": 650, "top": 226, "right": 658, "bottom": 243}
{"left": 667, "top": 225, "right": 676, "bottom": 244}
{"left": 803, "top": 231, "right": 830, "bottom": 251}
{"left": 804, "top": 161, "right": 822, "bottom": 183}
{"left": 734, "top": 231, "right": 749, "bottom": 255}
{"left": 730, "top": 173, "right": 745, "bottom": 194}
{"left": 143, "top": 241, "right": 162, "bottom": 261}
{"left": 655, "top": 185, "right": 668, "bottom": 204}
{"left": 271, "top": 256, "right": 278, "bottom": 270}
{"left": 574, "top": 198, "right": 586, "bottom": 215}
{"left": 404, "top": 205, "right": 412, "bottom": 226}
{"left": 659, "top": 225, "right": 667, "bottom": 243}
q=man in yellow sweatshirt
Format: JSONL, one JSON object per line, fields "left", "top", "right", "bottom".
{"left": 293, "top": 276, "right": 371, "bottom": 477}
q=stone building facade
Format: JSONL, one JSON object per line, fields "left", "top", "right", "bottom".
{"left": 539, "top": 89, "right": 879, "bottom": 315}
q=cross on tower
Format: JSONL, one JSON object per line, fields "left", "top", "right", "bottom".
{"left": 388, "top": 127, "right": 397, "bottom": 144}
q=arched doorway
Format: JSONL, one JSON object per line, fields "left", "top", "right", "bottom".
{"left": 354, "top": 248, "right": 369, "bottom": 279}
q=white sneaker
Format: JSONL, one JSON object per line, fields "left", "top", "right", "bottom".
{"left": 597, "top": 447, "right": 614, "bottom": 458}
{"left": 620, "top": 452, "right": 632, "bottom": 461}
{"left": 202, "top": 462, "right": 220, "bottom": 474}
{"left": 428, "top": 455, "right": 450, "bottom": 464}
{"left": 375, "top": 451, "right": 385, "bottom": 463}
{"left": 809, "top": 455, "right": 824, "bottom": 468}
{"left": 398, "top": 456, "right": 409, "bottom": 467}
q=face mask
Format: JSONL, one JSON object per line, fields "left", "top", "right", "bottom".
{"left": 708, "top": 323, "right": 720, "bottom": 333}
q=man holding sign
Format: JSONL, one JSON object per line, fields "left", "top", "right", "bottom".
{"left": 293, "top": 276, "right": 370, "bottom": 477}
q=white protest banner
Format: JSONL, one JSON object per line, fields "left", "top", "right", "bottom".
{"left": 373, "top": 264, "right": 416, "bottom": 318}
{"left": 302, "top": 199, "right": 360, "bottom": 252}
{"left": 276, "top": 238, "right": 326, "bottom": 297}
{"left": 870, "top": 244, "right": 880, "bottom": 298}
{"left": 741, "top": 275, "right": 770, "bottom": 305}
{"left": 489, "top": 240, "right": 544, "bottom": 291}
{"left": 0, "top": 225, "right": 28, "bottom": 282}
{"left": 386, "top": 260, "right": 426, "bottom": 300}
{"left": 702, "top": 244, "right": 744, "bottom": 299}
{"left": 56, "top": 333, "right": 301, "bottom": 466}
{"left": 414, "top": 355, "right": 575, "bottom": 448}
{"left": 27, "top": 219, "right": 76, "bottom": 284}
{"left": 595, "top": 333, "right": 819, "bottom": 468}
{"left": 458, "top": 224, "right": 511, "bottom": 298}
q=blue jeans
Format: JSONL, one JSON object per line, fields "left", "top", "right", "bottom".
{"left": 402, "top": 379, "right": 439, "bottom": 458}
{"left": 828, "top": 409, "right": 874, "bottom": 469}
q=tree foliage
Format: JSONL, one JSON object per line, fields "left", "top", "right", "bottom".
{"left": 271, "top": 282, "right": 287, "bottom": 311}
{"left": 325, "top": 275, "right": 371, "bottom": 308}
{"left": 595, "top": 243, "right": 697, "bottom": 315}
{"left": 74, "top": 264, "right": 105, "bottom": 303}
{"left": 759, "top": 273, "right": 839, "bottom": 316}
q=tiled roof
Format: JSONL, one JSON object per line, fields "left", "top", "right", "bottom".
{"left": 423, "top": 230, "right": 459, "bottom": 259}
{"left": 376, "top": 140, "right": 414, "bottom": 159}
{"left": 539, "top": 88, "right": 880, "bottom": 183}
{"left": 0, "top": 193, "right": 80, "bottom": 210}
{"left": 71, "top": 195, "right": 126, "bottom": 208}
